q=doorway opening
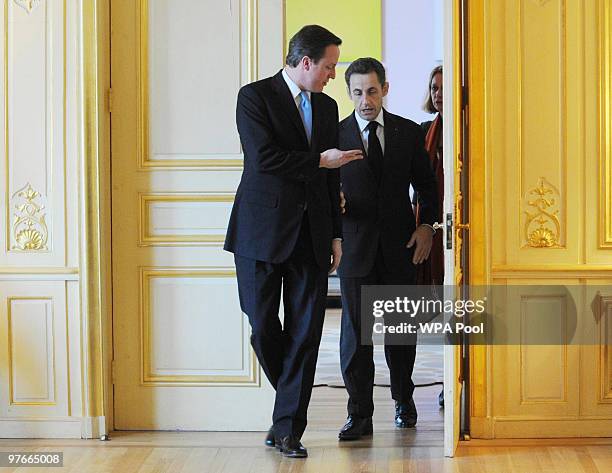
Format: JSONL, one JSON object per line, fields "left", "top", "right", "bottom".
{"left": 284, "top": 0, "right": 466, "bottom": 453}
{"left": 107, "top": 0, "right": 468, "bottom": 458}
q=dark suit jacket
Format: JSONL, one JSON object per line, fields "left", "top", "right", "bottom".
{"left": 421, "top": 120, "right": 433, "bottom": 134}
{"left": 224, "top": 70, "right": 342, "bottom": 268}
{"left": 337, "top": 109, "right": 438, "bottom": 279}
{"left": 411, "top": 119, "right": 434, "bottom": 207}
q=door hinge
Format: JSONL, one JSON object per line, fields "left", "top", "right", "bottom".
{"left": 107, "top": 88, "right": 113, "bottom": 113}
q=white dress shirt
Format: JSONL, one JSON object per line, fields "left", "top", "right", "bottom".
{"left": 354, "top": 110, "right": 385, "bottom": 154}
{"left": 282, "top": 69, "right": 310, "bottom": 112}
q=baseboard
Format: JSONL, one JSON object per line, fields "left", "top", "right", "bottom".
{"left": 492, "top": 418, "right": 612, "bottom": 438}
{"left": 0, "top": 416, "right": 107, "bottom": 439}
{"left": 0, "top": 417, "right": 82, "bottom": 438}
{"left": 469, "top": 416, "right": 494, "bottom": 438}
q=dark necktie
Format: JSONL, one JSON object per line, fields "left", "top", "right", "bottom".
{"left": 366, "top": 121, "right": 383, "bottom": 181}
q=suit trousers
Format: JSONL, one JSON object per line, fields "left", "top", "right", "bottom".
{"left": 340, "top": 242, "right": 417, "bottom": 418}
{"left": 234, "top": 214, "right": 328, "bottom": 439}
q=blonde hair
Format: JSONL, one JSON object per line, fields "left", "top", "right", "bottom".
{"left": 423, "top": 65, "right": 443, "bottom": 114}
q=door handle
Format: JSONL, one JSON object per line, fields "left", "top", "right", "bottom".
{"left": 430, "top": 215, "right": 454, "bottom": 249}
{"left": 434, "top": 214, "right": 470, "bottom": 249}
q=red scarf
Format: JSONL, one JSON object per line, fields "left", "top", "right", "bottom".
{"left": 416, "top": 114, "right": 444, "bottom": 284}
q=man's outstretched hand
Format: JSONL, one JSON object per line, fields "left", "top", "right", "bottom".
{"left": 320, "top": 149, "right": 363, "bottom": 169}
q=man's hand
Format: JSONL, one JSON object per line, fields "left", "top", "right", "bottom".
{"left": 320, "top": 149, "right": 363, "bottom": 169}
{"left": 329, "top": 239, "right": 342, "bottom": 274}
{"left": 340, "top": 190, "right": 346, "bottom": 214}
{"left": 406, "top": 225, "right": 435, "bottom": 264}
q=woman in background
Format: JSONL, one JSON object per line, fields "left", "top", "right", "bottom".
{"left": 417, "top": 65, "right": 444, "bottom": 286}
{"left": 416, "top": 65, "right": 445, "bottom": 407}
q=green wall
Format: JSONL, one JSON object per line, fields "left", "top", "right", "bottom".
{"left": 285, "top": 0, "right": 382, "bottom": 119}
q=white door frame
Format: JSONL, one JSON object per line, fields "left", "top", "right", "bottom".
{"left": 443, "top": 0, "right": 462, "bottom": 458}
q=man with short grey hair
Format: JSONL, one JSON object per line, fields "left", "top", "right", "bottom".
{"left": 336, "top": 57, "right": 438, "bottom": 440}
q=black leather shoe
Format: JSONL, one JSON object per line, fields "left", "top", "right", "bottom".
{"left": 338, "top": 415, "right": 373, "bottom": 441}
{"left": 264, "top": 426, "right": 276, "bottom": 447}
{"left": 395, "top": 398, "right": 417, "bottom": 428}
{"left": 438, "top": 389, "right": 444, "bottom": 407}
{"left": 279, "top": 436, "right": 308, "bottom": 458}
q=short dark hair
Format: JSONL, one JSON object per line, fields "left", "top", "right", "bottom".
{"left": 423, "top": 65, "right": 443, "bottom": 113}
{"left": 344, "top": 57, "right": 386, "bottom": 88}
{"left": 285, "top": 25, "right": 342, "bottom": 67}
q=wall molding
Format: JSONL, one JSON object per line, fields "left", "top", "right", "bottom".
{"left": 10, "top": 183, "right": 49, "bottom": 251}
{"left": 599, "top": 296, "right": 612, "bottom": 402}
{"left": 518, "top": 0, "right": 567, "bottom": 251}
{"left": 522, "top": 177, "right": 562, "bottom": 248}
{"left": 7, "top": 297, "right": 56, "bottom": 406}
{"left": 14, "top": 0, "right": 43, "bottom": 15}
{"left": 492, "top": 264, "right": 612, "bottom": 279}
{"left": 600, "top": 0, "right": 612, "bottom": 248}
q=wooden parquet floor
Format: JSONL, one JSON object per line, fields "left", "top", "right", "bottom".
{"left": 1, "top": 386, "right": 611, "bottom": 472}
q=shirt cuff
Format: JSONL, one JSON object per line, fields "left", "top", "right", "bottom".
{"left": 333, "top": 237, "right": 343, "bottom": 241}
{"left": 420, "top": 223, "right": 436, "bottom": 235}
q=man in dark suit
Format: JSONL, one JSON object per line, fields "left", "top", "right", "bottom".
{"left": 336, "top": 57, "right": 439, "bottom": 440}
{"left": 224, "top": 25, "right": 362, "bottom": 458}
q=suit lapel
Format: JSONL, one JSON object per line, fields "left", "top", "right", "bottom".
{"left": 382, "top": 109, "right": 400, "bottom": 175}
{"left": 310, "top": 93, "right": 323, "bottom": 150}
{"left": 346, "top": 113, "right": 366, "bottom": 154}
{"left": 271, "top": 71, "right": 309, "bottom": 147}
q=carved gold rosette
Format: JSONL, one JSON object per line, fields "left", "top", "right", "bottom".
{"left": 11, "top": 183, "right": 49, "bottom": 251}
{"left": 523, "top": 177, "right": 562, "bottom": 248}
{"left": 14, "top": 0, "right": 42, "bottom": 14}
